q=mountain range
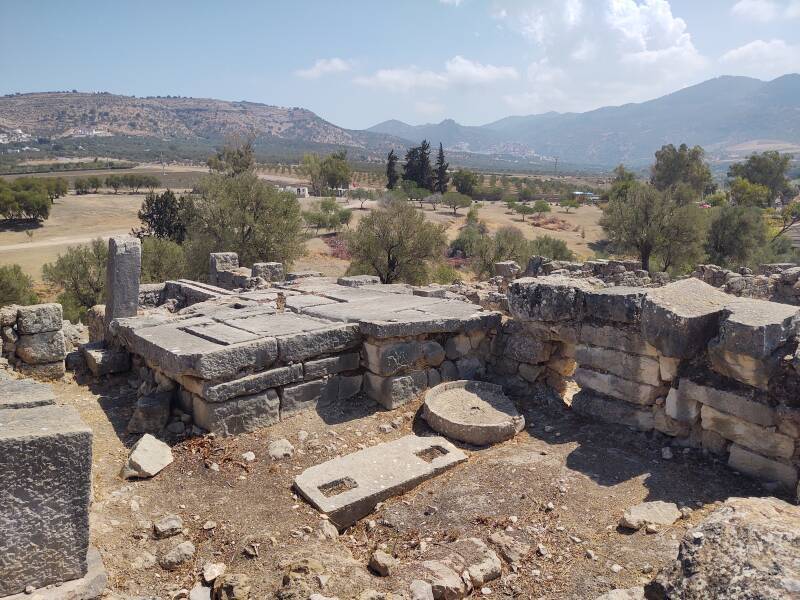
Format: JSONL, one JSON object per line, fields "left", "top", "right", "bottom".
{"left": 368, "top": 74, "right": 800, "bottom": 167}
{"left": 1, "top": 74, "right": 798, "bottom": 169}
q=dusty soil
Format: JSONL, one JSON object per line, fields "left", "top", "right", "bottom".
{"left": 47, "top": 373, "right": 777, "bottom": 600}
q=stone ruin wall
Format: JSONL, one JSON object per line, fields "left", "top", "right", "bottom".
{"left": 500, "top": 274, "right": 800, "bottom": 498}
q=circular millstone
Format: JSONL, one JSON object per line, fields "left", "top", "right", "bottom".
{"left": 422, "top": 380, "right": 525, "bottom": 446}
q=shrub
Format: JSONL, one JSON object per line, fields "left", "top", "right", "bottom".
{"left": 42, "top": 238, "right": 107, "bottom": 322}
{"left": 0, "top": 264, "right": 38, "bottom": 306}
{"left": 141, "top": 237, "right": 187, "bottom": 283}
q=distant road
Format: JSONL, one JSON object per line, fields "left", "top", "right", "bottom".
{"left": 0, "top": 232, "right": 130, "bottom": 253}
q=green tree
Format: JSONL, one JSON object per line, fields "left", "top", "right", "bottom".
{"left": 729, "top": 177, "right": 771, "bottom": 208}
{"left": 426, "top": 192, "right": 442, "bottom": 211}
{"left": 141, "top": 237, "right": 187, "bottom": 283}
{"left": 515, "top": 204, "right": 534, "bottom": 221}
{"left": 433, "top": 143, "right": 449, "bottom": 193}
{"left": 0, "top": 177, "right": 51, "bottom": 221}
{"left": 302, "top": 198, "right": 352, "bottom": 233}
{"left": 74, "top": 177, "right": 89, "bottom": 194}
{"left": 86, "top": 175, "right": 102, "bottom": 193}
{"left": 600, "top": 182, "right": 703, "bottom": 272}
{"left": 706, "top": 205, "right": 768, "bottom": 267}
{"left": 402, "top": 140, "right": 434, "bottom": 190}
{"left": 386, "top": 149, "right": 399, "bottom": 190}
{"left": 650, "top": 143, "right": 712, "bottom": 195}
{"left": 533, "top": 200, "right": 551, "bottom": 215}
{"left": 321, "top": 151, "right": 352, "bottom": 190}
{"left": 0, "top": 264, "right": 38, "bottom": 305}
{"left": 301, "top": 153, "right": 325, "bottom": 195}
{"left": 106, "top": 174, "right": 122, "bottom": 194}
{"left": 207, "top": 138, "right": 256, "bottom": 176}
{"left": 728, "top": 151, "right": 793, "bottom": 201}
{"left": 185, "top": 171, "right": 305, "bottom": 277}
{"left": 42, "top": 238, "right": 107, "bottom": 322}
{"left": 452, "top": 169, "right": 479, "bottom": 196}
{"left": 135, "top": 189, "right": 193, "bottom": 243}
{"left": 561, "top": 197, "right": 580, "bottom": 213}
{"left": 346, "top": 199, "right": 446, "bottom": 284}
{"left": 350, "top": 188, "right": 375, "bottom": 210}
{"left": 443, "top": 191, "right": 472, "bottom": 215}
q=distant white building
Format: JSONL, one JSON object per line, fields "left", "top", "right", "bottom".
{"left": 284, "top": 185, "right": 309, "bottom": 198}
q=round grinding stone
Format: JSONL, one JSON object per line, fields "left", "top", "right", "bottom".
{"left": 422, "top": 380, "right": 525, "bottom": 446}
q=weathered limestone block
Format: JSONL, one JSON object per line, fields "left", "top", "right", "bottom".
{"left": 444, "top": 334, "right": 471, "bottom": 360}
{"left": 0, "top": 405, "right": 92, "bottom": 596}
{"left": 363, "top": 340, "right": 422, "bottom": 376}
{"left": 678, "top": 379, "right": 775, "bottom": 426}
{"left": 208, "top": 252, "right": 238, "bottom": 287}
{"left": 304, "top": 352, "right": 360, "bottom": 379}
{"left": 337, "top": 373, "right": 363, "bottom": 400}
{"left": 503, "top": 334, "right": 552, "bottom": 364}
{"left": 203, "top": 364, "right": 303, "bottom": 403}
{"left": 422, "top": 340, "right": 445, "bottom": 366}
{"left": 658, "top": 355, "right": 680, "bottom": 382}
{"left": 17, "top": 361, "right": 66, "bottom": 380}
{"left": 571, "top": 390, "right": 654, "bottom": 431}
{"left": 277, "top": 324, "right": 360, "bottom": 362}
{"left": 582, "top": 286, "right": 646, "bottom": 324}
{"left": 104, "top": 236, "right": 141, "bottom": 326}
{"left": 80, "top": 341, "right": 130, "bottom": 376}
{"left": 524, "top": 321, "right": 581, "bottom": 344}
{"left": 0, "top": 304, "right": 18, "bottom": 327}
{"left": 707, "top": 342, "right": 781, "bottom": 390}
{"left": 494, "top": 260, "right": 521, "bottom": 279}
{"left": 714, "top": 297, "right": 800, "bottom": 359}
{"left": 578, "top": 324, "right": 657, "bottom": 357}
{"left": 509, "top": 275, "right": 598, "bottom": 322}
{"left": 15, "top": 330, "right": 67, "bottom": 365}
{"left": 193, "top": 389, "right": 279, "bottom": 436}
{"left": 641, "top": 279, "right": 729, "bottom": 358}
{"left": 727, "top": 443, "right": 798, "bottom": 489}
{"left": 653, "top": 406, "right": 691, "bottom": 438}
{"left": 573, "top": 367, "right": 663, "bottom": 406}
{"left": 127, "top": 393, "right": 172, "bottom": 434}
{"left": 575, "top": 345, "right": 661, "bottom": 385}
{"left": 0, "top": 378, "right": 55, "bottom": 409}
{"left": 337, "top": 274, "right": 381, "bottom": 287}
{"left": 280, "top": 378, "right": 338, "bottom": 417}
{"left": 665, "top": 387, "right": 700, "bottom": 423}
{"left": 16, "top": 303, "right": 63, "bottom": 335}
{"left": 251, "top": 262, "right": 284, "bottom": 282}
{"left": 364, "top": 370, "right": 427, "bottom": 409}
{"left": 701, "top": 404, "right": 794, "bottom": 459}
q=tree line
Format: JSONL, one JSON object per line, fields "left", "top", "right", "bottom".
{"left": 0, "top": 176, "right": 68, "bottom": 222}
{"left": 601, "top": 145, "right": 797, "bottom": 272}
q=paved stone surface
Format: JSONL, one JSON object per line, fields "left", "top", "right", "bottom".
{"left": 0, "top": 405, "right": 92, "bottom": 596}
{"left": 0, "top": 378, "right": 55, "bottom": 410}
{"left": 294, "top": 435, "right": 467, "bottom": 528}
{"left": 423, "top": 380, "right": 525, "bottom": 445}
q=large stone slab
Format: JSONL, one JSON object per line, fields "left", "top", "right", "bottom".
{"left": 573, "top": 367, "right": 663, "bottom": 406}
{"left": 304, "top": 352, "right": 360, "bottom": 379}
{"left": 15, "top": 330, "right": 67, "bottom": 365}
{"left": 16, "top": 303, "right": 63, "bottom": 335}
{"left": 582, "top": 286, "right": 646, "bottom": 324}
{"left": 677, "top": 379, "right": 775, "bottom": 426}
{"left": 727, "top": 444, "right": 798, "bottom": 490}
{"left": 104, "top": 236, "right": 141, "bottom": 326}
{"left": 509, "top": 275, "right": 599, "bottom": 322}
{"left": 641, "top": 279, "right": 729, "bottom": 358}
{"left": 2, "top": 547, "right": 107, "bottom": 600}
{"left": 363, "top": 340, "right": 423, "bottom": 376}
{"left": 579, "top": 324, "right": 657, "bottom": 357}
{"left": 0, "top": 378, "right": 55, "bottom": 410}
{"left": 707, "top": 342, "right": 782, "bottom": 390}
{"left": 193, "top": 389, "right": 280, "bottom": 436}
{"left": 715, "top": 297, "right": 800, "bottom": 359}
{"left": 0, "top": 405, "right": 92, "bottom": 596}
{"left": 203, "top": 364, "right": 303, "bottom": 403}
{"left": 280, "top": 378, "right": 337, "bottom": 417}
{"left": 80, "top": 342, "right": 130, "bottom": 376}
{"left": 277, "top": 323, "right": 360, "bottom": 362}
{"left": 294, "top": 435, "right": 467, "bottom": 528}
{"left": 571, "top": 390, "right": 655, "bottom": 431}
{"left": 700, "top": 404, "right": 794, "bottom": 460}
{"left": 575, "top": 345, "right": 661, "bottom": 385}
{"left": 364, "top": 370, "right": 427, "bottom": 409}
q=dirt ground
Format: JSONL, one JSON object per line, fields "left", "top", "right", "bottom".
{"left": 49, "top": 372, "right": 776, "bottom": 600}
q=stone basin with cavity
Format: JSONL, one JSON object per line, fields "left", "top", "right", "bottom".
{"left": 422, "top": 380, "right": 525, "bottom": 445}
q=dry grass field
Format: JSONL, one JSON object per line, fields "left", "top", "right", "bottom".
{"left": 0, "top": 165, "right": 606, "bottom": 283}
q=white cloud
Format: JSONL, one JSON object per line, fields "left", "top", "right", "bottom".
{"left": 355, "top": 56, "right": 518, "bottom": 92}
{"left": 720, "top": 39, "right": 800, "bottom": 78}
{"left": 731, "top": 0, "right": 780, "bottom": 22}
{"left": 492, "top": 0, "right": 708, "bottom": 114}
{"left": 439, "top": 0, "right": 464, "bottom": 5}
{"left": 294, "top": 58, "right": 352, "bottom": 79}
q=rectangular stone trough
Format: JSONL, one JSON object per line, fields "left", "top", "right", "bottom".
{"left": 294, "top": 435, "right": 467, "bottom": 529}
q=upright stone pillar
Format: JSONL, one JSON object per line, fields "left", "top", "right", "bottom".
{"left": 209, "top": 252, "right": 239, "bottom": 287}
{"left": 104, "top": 236, "right": 141, "bottom": 330}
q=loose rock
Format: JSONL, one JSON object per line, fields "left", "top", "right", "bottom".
{"left": 121, "top": 434, "right": 174, "bottom": 479}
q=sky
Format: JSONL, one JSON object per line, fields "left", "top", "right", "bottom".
{"left": 1, "top": 0, "right": 799, "bottom": 129}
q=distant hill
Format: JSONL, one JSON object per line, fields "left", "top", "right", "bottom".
{"left": 368, "top": 75, "right": 800, "bottom": 166}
